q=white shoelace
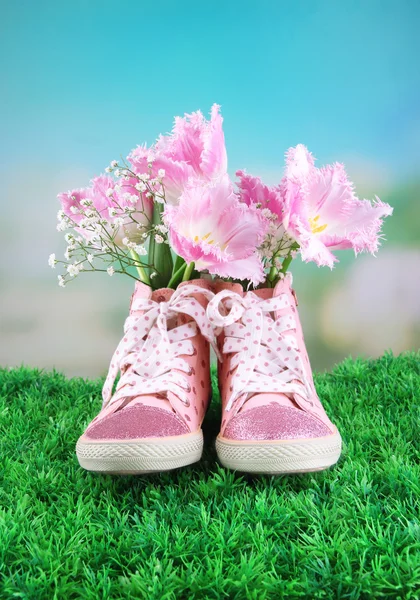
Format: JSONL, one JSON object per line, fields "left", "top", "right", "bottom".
{"left": 207, "top": 289, "right": 312, "bottom": 411}
{"left": 102, "top": 284, "right": 217, "bottom": 408}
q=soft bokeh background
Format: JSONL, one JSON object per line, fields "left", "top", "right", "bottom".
{"left": 1, "top": 0, "right": 419, "bottom": 377}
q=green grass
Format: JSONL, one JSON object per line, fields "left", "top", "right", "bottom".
{"left": 0, "top": 353, "right": 419, "bottom": 599}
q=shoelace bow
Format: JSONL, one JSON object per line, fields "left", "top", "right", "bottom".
{"left": 207, "top": 289, "right": 312, "bottom": 411}
{"left": 102, "top": 284, "right": 217, "bottom": 408}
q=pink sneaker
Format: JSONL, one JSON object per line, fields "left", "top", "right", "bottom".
{"left": 76, "top": 280, "right": 215, "bottom": 474}
{"left": 207, "top": 275, "right": 342, "bottom": 474}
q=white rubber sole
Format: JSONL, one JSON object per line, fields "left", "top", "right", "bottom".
{"left": 76, "top": 430, "right": 203, "bottom": 474}
{"left": 216, "top": 430, "right": 342, "bottom": 474}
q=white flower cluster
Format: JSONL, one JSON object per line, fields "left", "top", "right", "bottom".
{"left": 51, "top": 171, "right": 157, "bottom": 287}
{"left": 257, "top": 207, "right": 297, "bottom": 272}
{"left": 51, "top": 159, "right": 173, "bottom": 288}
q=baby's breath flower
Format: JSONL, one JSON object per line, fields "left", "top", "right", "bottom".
{"left": 107, "top": 266, "right": 115, "bottom": 276}
{"left": 134, "top": 244, "right": 147, "bottom": 256}
{"left": 57, "top": 220, "right": 69, "bottom": 232}
{"left": 70, "top": 206, "right": 79, "bottom": 214}
{"left": 114, "top": 217, "right": 125, "bottom": 227}
{"left": 80, "top": 198, "right": 93, "bottom": 207}
{"left": 92, "top": 223, "right": 103, "bottom": 235}
{"left": 58, "top": 275, "right": 66, "bottom": 288}
{"left": 155, "top": 234, "right": 164, "bottom": 244}
{"left": 122, "top": 237, "right": 129, "bottom": 246}
{"left": 261, "top": 208, "right": 275, "bottom": 220}
{"left": 158, "top": 169, "right": 165, "bottom": 178}
{"left": 260, "top": 247, "right": 273, "bottom": 260}
{"left": 274, "top": 256, "right": 283, "bottom": 269}
{"left": 105, "top": 166, "right": 112, "bottom": 173}
{"left": 135, "top": 182, "right": 147, "bottom": 192}
{"left": 87, "top": 254, "right": 94, "bottom": 264}
{"left": 106, "top": 188, "right": 114, "bottom": 198}
{"left": 67, "top": 263, "right": 80, "bottom": 277}
{"left": 155, "top": 224, "right": 168, "bottom": 234}
{"left": 48, "top": 253, "right": 56, "bottom": 268}
{"left": 114, "top": 169, "right": 121, "bottom": 177}
{"left": 110, "top": 160, "right": 118, "bottom": 168}
{"left": 108, "top": 207, "right": 117, "bottom": 218}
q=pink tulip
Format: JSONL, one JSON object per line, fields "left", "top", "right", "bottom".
{"left": 281, "top": 145, "right": 393, "bottom": 267}
{"left": 236, "top": 169, "right": 285, "bottom": 222}
{"left": 128, "top": 104, "right": 227, "bottom": 205}
{"left": 164, "top": 176, "right": 269, "bottom": 284}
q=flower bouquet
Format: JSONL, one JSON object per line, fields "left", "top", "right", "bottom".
{"left": 52, "top": 104, "right": 393, "bottom": 475}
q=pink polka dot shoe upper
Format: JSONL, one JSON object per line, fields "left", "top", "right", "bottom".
{"left": 207, "top": 274, "right": 338, "bottom": 441}
{"left": 81, "top": 279, "right": 215, "bottom": 442}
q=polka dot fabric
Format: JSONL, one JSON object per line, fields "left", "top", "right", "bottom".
{"left": 207, "top": 285, "right": 312, "bottom": 412}
{"left": 102, "top": 284, "right": 217, "bottom": 409}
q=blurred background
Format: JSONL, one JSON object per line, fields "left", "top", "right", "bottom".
{"left": 1, "top": 0, "right": 419, "bottom": 377}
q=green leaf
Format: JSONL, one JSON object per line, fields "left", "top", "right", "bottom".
{"left": 149, "top": 203, "right": 173, "bottom": 289}
{"left": 173, "top": 254, "right": 186, "bottom": 273}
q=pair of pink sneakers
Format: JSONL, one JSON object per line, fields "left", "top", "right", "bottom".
{"left": 76, "top": 276, "right": 342, "bottom": 475}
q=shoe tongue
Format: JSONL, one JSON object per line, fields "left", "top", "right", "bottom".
{"left": 130, "top": 283, "right": 175, "bottom": 316}
{"left": 214, "top": 281, "right": 244, "bottom": 296}
{"left": 130, "top": 282, "right": 151, "bottom": 315}
{"left": 250, "top": 288, "right": 273, "bottom": 300}
{"left": 178, "top": 278, "right": 212, "bottom": 292}
{"left": 151, "top": 288, "right": 174, "bottom": 303}
{"left": 273, "top": 273, "right": 293, "bottom": 297}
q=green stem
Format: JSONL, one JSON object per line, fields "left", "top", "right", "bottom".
{"left": 182, "top": 262, "right": 195, "bottom": 282}
{"left": 167, "top": 262, "right": 187, "bottom": 289}
{"left": 280, "top": 253, "right": 294, "bottom": 275}
{"left": 267, "top": 263, "right": 278, "bottom": 287}
{"left": 129, "top": 249, "right": 151, "bottom": 286}
{"left": 173, "top": 254, "right": 186, "bottom": 273}
{"left": 266, "top": 242, "right": 299, "bottom": 287}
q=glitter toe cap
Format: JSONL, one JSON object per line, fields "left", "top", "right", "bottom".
{"left": 223, "top": 404, "right": 332, "bottom": 441}
{"left": 85, "top": 405, "right": 189, "bottom": 440}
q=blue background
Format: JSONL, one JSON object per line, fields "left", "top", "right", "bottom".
{"left": 1, "top": 0, "right": 419, "bottom": 375}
